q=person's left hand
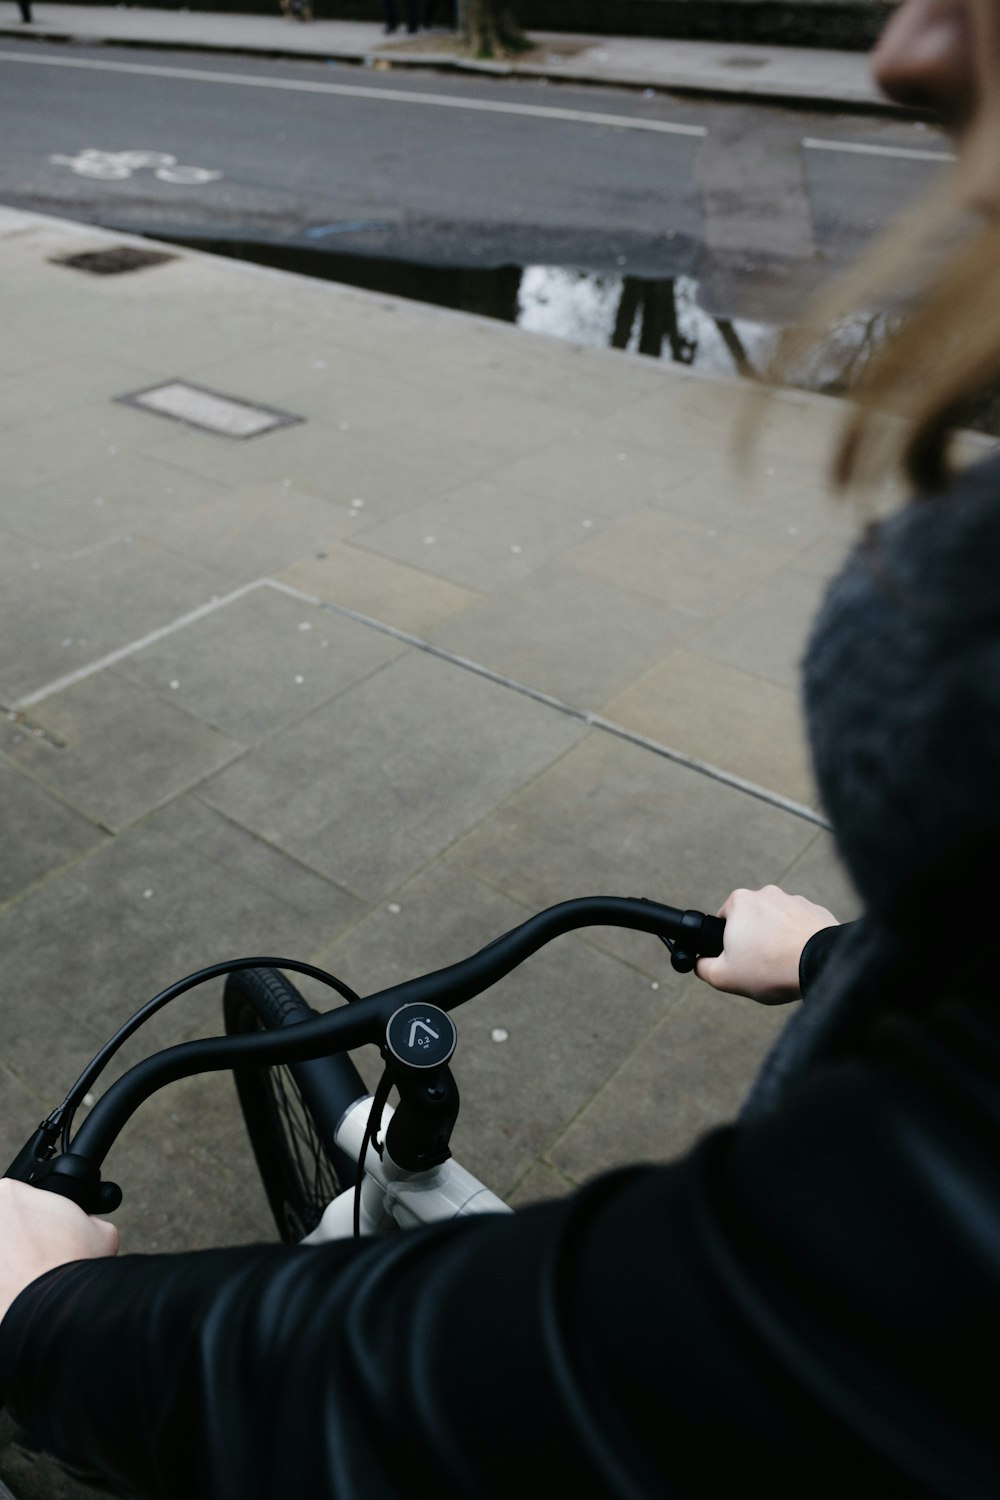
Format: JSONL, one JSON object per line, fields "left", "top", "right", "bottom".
{"left": 695, "top": 885, "right": 839, "bottom": 1004}
{"left": 0, "top": 1178, "right": 119, "bottom": 1326}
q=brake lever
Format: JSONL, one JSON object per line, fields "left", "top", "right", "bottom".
{"left": 5, "top": 1140, "right": 123, "bottom": 1215}
{"left": 658, "top": 909, "right": 725, "bottom": 973}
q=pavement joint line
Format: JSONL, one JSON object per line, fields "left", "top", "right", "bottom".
{"left": 540, "top": 1009, "right": 670, "bottom": 1165}
{"left": 264, "top": 579, "right": 830, "bottom": 829}
{"left": 803, "top": 136, "right": 955, "bottom": 163}
{"left": 505, "top": 1155, "right": 577, "bottom": 1202}
{"left": 0, "top": 50, "right": 708, "bottom": 136}
{"left": 9, "top": 581, "right": 263, "bottom": 712}
{"left": 8, "top": 574, "right": 828, "bottom": 829}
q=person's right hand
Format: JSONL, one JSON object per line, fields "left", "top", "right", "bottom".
{"left": 695, "top": 885, "right": 840, "bottom": 1005}
{"left": 0, "top": 1178, "right": 119, "bottom": 1327}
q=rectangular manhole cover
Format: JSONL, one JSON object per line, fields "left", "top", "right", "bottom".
{"left": 116, "top": 381, "right": 304, "bottom": 439}
{"left": 52, "top": 246, "right": 178, "bottom": 275}
{"left": 722, "top": 54, "right": 769, "bottom": 69}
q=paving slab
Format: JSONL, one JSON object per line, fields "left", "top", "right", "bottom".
{"left": 136, "top": 410, "right": 350, "bottom": 490}
{"left": 0, "top": 532, "right": 226, "bottom": 706}
{"left": 2, "top": 672, "right": 243, "bottom": 832}
{"left": 427, "top": 559, "right": 700, "bottom": 711}
{"left": 687, "top": 561, "right": 830, "bottom": 688}
{"left": 0, "top": 400, "right": 186, "bottom": 494}
{"left": 650, "top": 463, "right": 850, "bottom": 548}
{"left": 777, "top": 823, "right": 862, "bottom": 918}
{"left": 1, "top": 453, "right": 229, "bottom": 559}
{"left": 201, "top": 647, "right": 586, "bottom": 900}
{"left": 0, "top": 355, "right": 156, "bottom": 429}
{"left": 132, "top": 479, "right": 361, "bottom": 577}
{"left": 277, "top": 543, "right": 481, "bottom": 636}
{"left": 506, "top": 1158, "right": 576, "bottom": 1207}
{"left": 294, "top": 419, "right": 540, "bottom": 517}
{"left": 183, "top": 343, "right": 450, "bottom": 432}
{"left": 145, "top": 793, "right": 363, "bottom": 931}
{"left": 548, "top": 986, "right": 791, "bottom": 1180}
{"left": 0, "top": 801, "right": 365, "bottom": 1076}
{"left": 446, "top": 731, "right": 819, "bottom": 968}
{"left": 355, "top": 474, "right": 620, "bottom": 592}
{"left": 417, "top": 387, "right": 594, "bottom": 455}
{"left": 601, "top": 647, "right": 817, "bottom": 807}
{"left": 563, "top": 504, "right": 806, "bottom": 622}
{"left": 112, "top": 582, "right": 406, "bottom": 744}
{"left": 106, "top": 1069, "right": 274, "bottom": 1251}
{"left": 476, "top": 431, "right": 702, "bottom": 521}
{"left": 0, "top": 755, "right": 107, "bottom": 907}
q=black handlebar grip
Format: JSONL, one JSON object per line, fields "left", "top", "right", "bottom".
{"left": 31, "top": 1154, "right": 122, "bottom": 1214}
{"left": 698, "top": 913, "right": 726, "bottom": 958}
{"left": 674, "top": 909, "right": 726, "bottom": 957}
{"left": 666, "top": 910, "right": 726, "bottom": 973}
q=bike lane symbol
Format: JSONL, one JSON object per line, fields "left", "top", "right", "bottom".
{"left": 49, "top": 149, "right": 222, "bottom": 185}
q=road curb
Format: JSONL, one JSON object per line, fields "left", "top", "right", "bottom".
{"left": 0, "top": 25, "right": 918, "bottom": 117}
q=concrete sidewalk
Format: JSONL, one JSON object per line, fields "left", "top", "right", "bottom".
{"left": 0, "top": 199, "right": 884, "bottom": 1238}
{"left": 0, "top": 6, "right": 898, "bottom": 112}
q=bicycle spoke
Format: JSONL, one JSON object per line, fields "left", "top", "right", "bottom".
{"left": 266, "top": 1064, "right": 339, "bottom": 1230}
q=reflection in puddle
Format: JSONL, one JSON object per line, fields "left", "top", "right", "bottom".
{"left": 517, "top": 267, "right": 775, "bottom": 377}
{"left": 515, "top": 265, "right": 898, "bottom": 400}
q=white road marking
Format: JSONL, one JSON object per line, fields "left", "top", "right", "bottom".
{"left": 49, "top": 147, "right": 221, "bottom": 184}
{"left": 0, "top": 50, "right": 707, "bottom": 136}
{"left": 803, "top": 136, "right": 955, "bottom": 163}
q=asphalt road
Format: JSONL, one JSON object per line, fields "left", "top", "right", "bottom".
{"left": 0, "top": 38, "right": 955, "bottom": 322}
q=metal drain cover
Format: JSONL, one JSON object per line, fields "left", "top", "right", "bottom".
{"left": 722, "top": 54, "right": 769, "bottom": 69}
{"left": 51, "top": 246, "right": 178, "bottom": 275}
{"left": 117, "top": 380, "right": 304, "bottom": 440}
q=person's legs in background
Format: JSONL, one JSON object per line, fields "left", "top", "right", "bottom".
{"left": 423, "top": 0, "right": 456, "bottom": 26}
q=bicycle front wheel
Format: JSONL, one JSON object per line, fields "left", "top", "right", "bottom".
{"left": 223, "top": 967, "right": 366, "bottom": 1243}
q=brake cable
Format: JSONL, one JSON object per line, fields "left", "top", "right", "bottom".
{"left": 354, "top": 1066, "right": 393, "bottom": 1239}
{"left": 52, "top": 956, "right": 360, "bottom": 1153}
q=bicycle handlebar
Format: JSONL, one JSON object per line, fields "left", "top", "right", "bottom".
{"left": 6, "top": 896, "right": 724, "bottom": 1209}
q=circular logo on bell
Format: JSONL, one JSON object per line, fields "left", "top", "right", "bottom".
{"left": 385, "top": 1003, "right": 457, "bottom": 1069}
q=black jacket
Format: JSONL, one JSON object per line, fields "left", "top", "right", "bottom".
{"left": 3, "top": 455, "right": 1000, "bottom": 1498}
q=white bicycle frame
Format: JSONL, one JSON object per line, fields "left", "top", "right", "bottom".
{"left": 302, "top": 1095, "right": 511, "bottom": 1244}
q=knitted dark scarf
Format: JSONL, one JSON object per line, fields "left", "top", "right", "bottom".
{"left": 743, "top": 448, "right": 1000, "bottom": 1117}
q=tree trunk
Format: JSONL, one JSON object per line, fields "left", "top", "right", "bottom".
{"left": 461, "top": 0, "right": 526, "bottom": 58}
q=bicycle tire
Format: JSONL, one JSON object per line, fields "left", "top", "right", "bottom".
{"left": 223, "top": 968, "right": 366, "bottom": 1243}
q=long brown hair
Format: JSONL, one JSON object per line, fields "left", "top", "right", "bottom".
{"left": 769, "top": 170, "right": 1000, "bottom": 496}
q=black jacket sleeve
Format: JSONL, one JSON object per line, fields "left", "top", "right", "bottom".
{"left": 799, "top": 921, "right": 854, "bottom": 998}
{"left": 1, "top": 982, "right": 998, "bottom": 1500}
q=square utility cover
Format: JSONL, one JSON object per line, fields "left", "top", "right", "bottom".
{"left": 117, "top": 381, "right": 304, "bottom": 439}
